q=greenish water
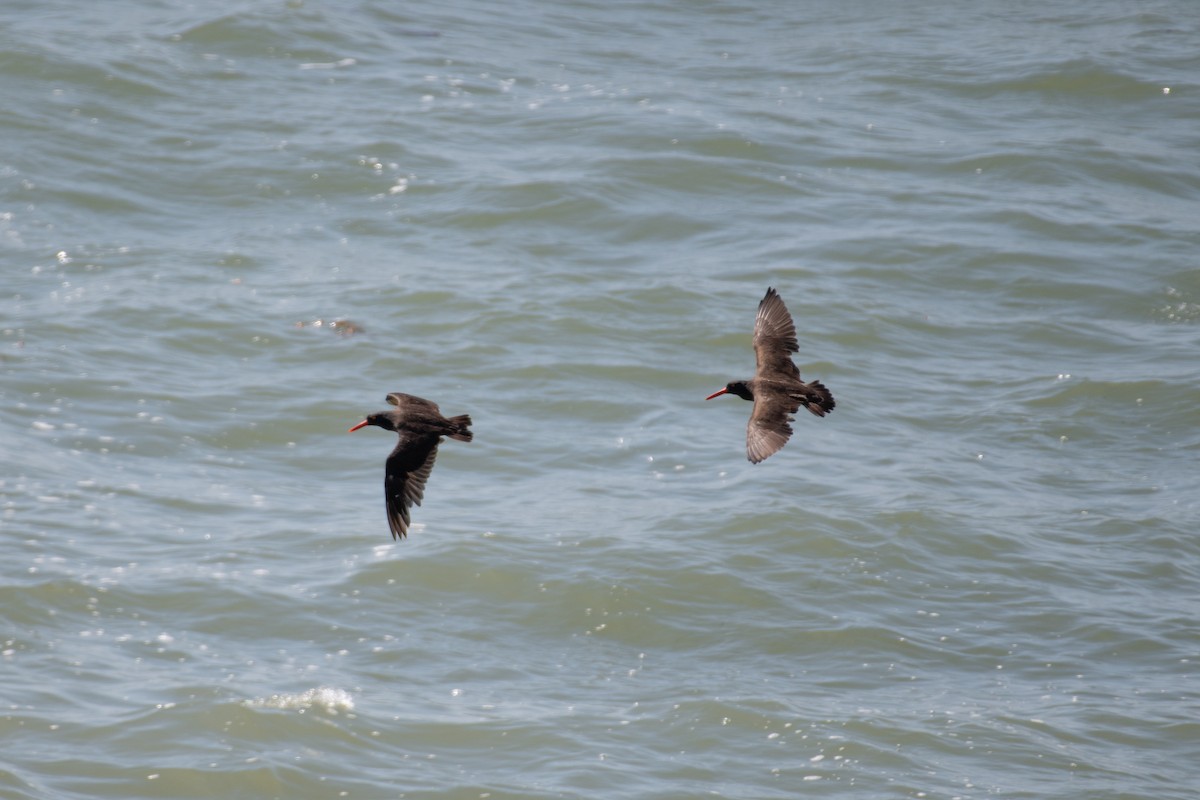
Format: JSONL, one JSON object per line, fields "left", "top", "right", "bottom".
{"left": 3, "top": 1, "right": 1199, "bottom": 798}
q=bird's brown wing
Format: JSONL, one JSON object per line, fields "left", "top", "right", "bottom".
{"left": 386, "top": 392, "right": 442, "bottom": 414}
{"left": 753, "top": 287, "right": 800, "bottom": 381}
{"left": 746, "top": 391, "right": 800, "bottom": 464}
{"left": 383, "top": 434, "right": 440, "bottom": 539}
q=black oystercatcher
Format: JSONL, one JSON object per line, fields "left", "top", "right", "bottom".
{"left": 349, "top": 392, "right": 473, "bottom": 539}
{"left": 706, "top": 287, "right": 835, "bottom": 463}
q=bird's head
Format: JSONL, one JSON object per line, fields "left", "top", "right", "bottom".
{"left": 348, "top": 412, "right": 395, "bottom": 433}
{"left": 705, "top": 381, "right": 754, "bottom": 402}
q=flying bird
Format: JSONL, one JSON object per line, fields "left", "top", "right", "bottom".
{"left": 349, "top": 392, "right": 473, "bottom": 539}
{"left": 706, "top": 287, "right": 835, "bottom": 463}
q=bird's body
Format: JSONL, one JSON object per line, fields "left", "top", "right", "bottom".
{"left": 706, "top": 287, "right": 835, "bottom": 463}
{"left": 349, "top": 392, "right": 472, "bottom": 539}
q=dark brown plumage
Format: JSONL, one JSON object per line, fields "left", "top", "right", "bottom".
{"left": 706, "top": 287, "right": 835, "bottom": 463}
{"left": 349, "top": 392, "right": 473, "bottom": 539}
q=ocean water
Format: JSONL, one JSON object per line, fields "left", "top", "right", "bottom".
{"left": 3, "top": 1, "right": 1199, "bottom": 797}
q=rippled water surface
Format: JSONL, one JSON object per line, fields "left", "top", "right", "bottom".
{"left": 3, "top": 1, "right": 1200, "bottom": 798}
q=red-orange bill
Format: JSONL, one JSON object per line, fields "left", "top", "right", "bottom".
{"left": 705, "top": 388, "right": 729, "bottom": 400}
{"left": 348, "top": 419, "right": 369, "bottom": 432}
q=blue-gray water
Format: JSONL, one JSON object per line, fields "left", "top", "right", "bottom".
{"left": 3, "top": 1, "right": 1199, "bottom": 798}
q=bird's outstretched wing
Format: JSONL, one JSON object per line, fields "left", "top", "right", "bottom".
{"left": 386, "top": 392, "right": 442, "bottom": 414}
{"left": 383, "top": 433, "right": 440, "bottom": 539}
{"left": 745, "top": 391, "right": 800, "bottom": 464}
{"left": 753, "top": 287, "right": 800, "bottom": 381}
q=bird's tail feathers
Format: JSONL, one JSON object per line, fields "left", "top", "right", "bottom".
{"left": 447, "top": 414, "right": 473, "bottom": 442}
{"left": 803, "top": 381, "right": 836, "bottom": 417}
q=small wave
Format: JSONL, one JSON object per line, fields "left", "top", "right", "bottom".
{"left": 245, "top": 686, "right": 355, "bottom": 713}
